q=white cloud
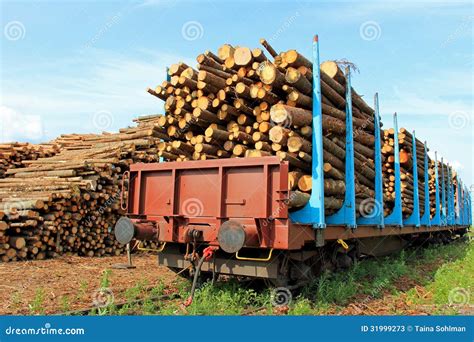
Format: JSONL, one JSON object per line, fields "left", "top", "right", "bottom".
{"left": 381, "top": 70, "right": 473, "bottom": 118}
{"left": 0, "top": 106, "right": 44, "bottom": 143}
{"left": 1, "top": 48, "right": 193, "bottom": 142}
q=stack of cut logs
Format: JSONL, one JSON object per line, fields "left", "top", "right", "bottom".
{"left": 428, "top": 159, "right": 452, "bottom": 218}
{"left": 428, "top": 159, "right": 438, "bottom": 218}
{"left": 383, "top": 128, "right": 427, "bottom": 217}
{"left": 382, "top": 129, "right": 397, "bottom": 216}
{"left": 0, "top": 121, "right": 164, "bottom": 261}
{"left": 147, "top": 40, "right": 378, "bottom": 215}
{"left": 0, "top": 142, "right": 60, "bottom": 178}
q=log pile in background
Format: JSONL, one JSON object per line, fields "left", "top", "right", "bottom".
{"left": 146, "top": 40, "right": 378, "bottom": 215}
{"left": 0, "top": 143, "right": 60, "bottom": 178}
{"left": 0, "top": 121, "right": 164, "bottom": 262}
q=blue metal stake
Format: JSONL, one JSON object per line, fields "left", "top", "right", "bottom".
{"left": 464, "top": 185, "right": 469, "bottom": 226}
{"left": 459, "top": 181, "right": 466, "bottom": 226}
{"left": 468, "top": 189, "right": 472, "bottom": 226}
{"left": 446, "top": 165, "right": 451, "bottom": 225}
{"left": 431, "top": 152, "right": 441, "bottom": 226}
{"left": 464, "top": 186, "right": 468, "bottom": 226}
{"left": 450, "top": 168, "right": 456, "bottom": 225}
{"left": 384, "top": 113, "right": 403, "bottom": 227}
{"left": 290, "top": 35, "right": 325, "bottom": 228}
{"left": 456, "top": 179, "right": 461, "bottom": 225}
{"left": 326, "top": 67, "right": 356, "bottom": 228}
{"left": 440, "top": 158, "right": 447, "bottom": 226}
{"left": 420, "top": 142, "right": 431, "bottom": 226}
{"left": 463, "top": 183, "right": 468, "bottom": 226}
{"left": 461, "top": 183, "right": 465, "bottom": 226}
{"left": 446, "top": 165, "right": 454, "bottom": 225}
{"left": 465, "top": 187, "right": 471, "bottom": 226}
{"left": 404, "top": 131, "right": 420, "bottom": 227}
{"left": 357, "top": 93, "right": 384, "bottom": 228}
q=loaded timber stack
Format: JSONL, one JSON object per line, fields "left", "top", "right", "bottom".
{"left": 382, "top": 127, "right": 426, "bottom": 217}
{"left": 0, "top": 142, "right": 60, "bottom": 178}
{"left": 0, "top": 120, "right": 164, "bottom": 261}
{"left": 147, "top": 40, "right": 378, "bottom": 215}
{"left": 398, "top": 128, "right": 426, "bottom": 218}
{"left": 428, "top": 159, "right": 438, "bottom": 218}
{"left": 382, "top": 129, "right": 396, "bottom": 216}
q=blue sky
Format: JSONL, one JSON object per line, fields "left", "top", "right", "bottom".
{"left": 1, "top": 0, "right": 473, "bottom": 202}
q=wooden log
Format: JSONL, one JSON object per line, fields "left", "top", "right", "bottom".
{"left": 234, "top": 47, "right": 253, "bottom": 66}
{"left": 259, "top": 61, "right": 286, "bottom": 88}
{"left": 270, "top": 104, "right": 312, "bottom": 127}
{"left": 288, "top": 191, "right": 310, "bottom": 208}
{"left": 259, "top": 38, "right": 278, "bottom": 58}
{"left": 285, "top": 67, "right": 312, "bottom": 94}
{"left": 287, "top": 136, "right": 311, "bottom": 154}
{"left": 284, "top": 50, "right": 312, "bottom": 69}
{"left": 288, "top": 171, "right": 303, "bottom": 190}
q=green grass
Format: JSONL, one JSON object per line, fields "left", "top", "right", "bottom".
{"left": 404, "top": 240, "right": 474, "bottom": 314}
{"left": 89, "top": 238, "right": 473, "bottom": 316}
{"left": 28, "top": 288, "right": 46, "bottom": 315}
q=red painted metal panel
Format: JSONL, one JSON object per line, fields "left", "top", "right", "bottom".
{"left": 128, "top": 157, "right": 287, "bottom": 220}
{"left": 125, "top": 157, "right": 312, "bottom": 249}
{"left": 224, "top": 165, "right": 271, "bottom": 218}
{"left": 176, "top": 168, "right": 219, "bottom": 217}
{"left": 141, "top": 170, "right": 173, "bottom": 216}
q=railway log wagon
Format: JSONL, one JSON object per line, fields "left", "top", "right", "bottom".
{"left": 114, "top": 36, "right": 472, "bottom": 286}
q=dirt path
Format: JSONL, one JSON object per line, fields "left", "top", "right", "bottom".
{"left": 0, "top": 254, "right": 176, "bottom": 315}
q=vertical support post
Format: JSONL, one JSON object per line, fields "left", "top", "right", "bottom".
{"left": 431, "top": 152, "right": 441, "bottom": 226}
{"left": 384, "top": 113, "right": 403, "bottom": 227}
{"left": 450, "top": 168, "right": 456, "bottom": 225}
{"left": 469, "top": 189, "right": 472, "bottom": 226}
{"left": 465, "top": 187, "right": 471, "bottom": 226}
{"left": 463, "top": 185, "right": 468, "bottom": 226}
{"left": 404, "top": 131, "right": 420, "bottom": 227}
{"left": 326, "top": 67, "right": 356, "bottom": 228}
{"left": 357, "top": 93, "right": 384, "bottom": 227}
{"left": 420, "top": 142, "right": 431, "bottom": 226}
{"left": 464, "top": 184, "right": 468, "bottom": 226}
{"left": 460, "top": 185, "right": 464, "bottom": 225}
{"left": 446, "top": 165, "right": 454, "bottom": 225}
{"left": 289, "top": 35, "right": 325, "bottom": 228}
{"left": 440, "top": 158, "right": 447, "bottom": 226}
{"left": 456, "top": 180, "right": 462, "bottom": 225}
